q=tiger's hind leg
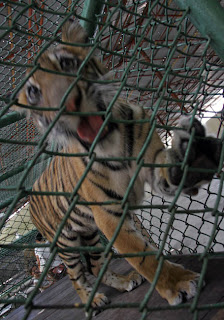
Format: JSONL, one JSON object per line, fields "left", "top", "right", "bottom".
{"left": 82, "top": 230, "right": 145, "bottom": 292}
{"left": 57, "top": 232, "right": 109, "bottom": 311}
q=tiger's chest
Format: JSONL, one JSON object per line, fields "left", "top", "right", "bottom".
{"left": 79, "top": 160, "right": 146, "bottom": 206}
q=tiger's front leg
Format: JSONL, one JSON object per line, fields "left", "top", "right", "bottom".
{"left": 90, "top": 117, "right": 221, "bottom": 305}
{"left": 57, "top": 233, "right": 109, "bottom": 314}
{"left": 82, "top": 230, "right": 145, "bottom": 293}
{"left": 92, "top": 207, "right": 199, "bottom": 305}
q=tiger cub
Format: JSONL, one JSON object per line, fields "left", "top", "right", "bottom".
{"left": 12, "top": 19, "right": 220, "bottom": 312}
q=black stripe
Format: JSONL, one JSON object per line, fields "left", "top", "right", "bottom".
{"left": 81, "top": 157, "right": 108, "bottom": 179}
{"left": 137, "top": 108, "right": 146, "bottom": 139}
{"left": 51, "top": 160, "right": 57, "bottom": 191}
{"left": 66, "top": 260, "right": 81, "bottom": 269}
{"left": 46, "top": 221, "right": 55, "bottom": 234}
{"left": 60, "top": 232, "right": 78, "bottom": 242}
{"left": 81, "top": 230, "right": 99, "bottom": 241}
{"left": 74, "top": 132, "right": 91, "bottom": 150}
{"left": 84, "top": 253, "right": 93, "bottom": 274}
{"left": 139, "top": 242, "right": 148, "bottom": 266}
{"left": 30, "top": 201, "right": 47, "bottom": 233}
{"left": 106, "top": 207, "right": 131, "bottom": 219}
{"left": 60, "top": 157, "right": 75, "bottom": 191}
{"left": 69, "top": 215, "right": 85, "bottom": 227}
{"left": 89, "top": 254, "right": 102, "bottom": 261}
{"left": 69, "top": 206, "right": 94, "bottom": 221}
{"left": 124, "top": 109, "right": 134, "bottom": 158}
{"left": 31, "top": 194, "right": 55, "bottom": 233}
{"left": 59, "top": 243, "right": 80, "bottom": 253}
{"left": 88, "top": 239, "right": 101, "bottom": 247}
{"left": 56, "top": 197, "right": 67, "bottom": 215}
{"left": 100, "top": 160, "right": 127, "bottom": 171}
{"left": 62, "top": 255, "right": 80, "bottom": 262}
{"left": 105, "top": 208, "right": 123, "bottom": 217}
{"left": 75, "top": 84, "right": 82, "bottom": 111}
{"left": 70, "top": 273, "right": 83, "bottom": 281}
{"left": 30, "top": 198, "right": 39, "bottom": 217}
{"left": 90, "top": 179, "right": 123, "bottom": 201}
{"left": 59, "top": 251, "right": 80, "bottom": 259}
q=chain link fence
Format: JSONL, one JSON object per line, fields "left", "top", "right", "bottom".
{"left": 0, "top": 0, "right": 224, "bottom": 319}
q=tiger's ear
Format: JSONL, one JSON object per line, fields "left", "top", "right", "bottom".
{"left": 62, "top": 19, "right": 89, "bottom": 44}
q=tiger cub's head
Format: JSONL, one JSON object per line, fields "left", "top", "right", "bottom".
{"left": 12, "top": 19, "right": 118, "bottom": 146}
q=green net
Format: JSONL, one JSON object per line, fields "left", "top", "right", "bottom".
{"left": 0, "top": 0, "right": 224, "bottom": 319}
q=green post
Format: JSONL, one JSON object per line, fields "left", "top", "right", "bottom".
{"left": 0, "top": 112, "right": 25, "bottom": 129}
{"left": 175, "top": 0, "right": 224, "bottom": 63}
{"left": 80, "top": 0, "right": 104, "bottom": 37}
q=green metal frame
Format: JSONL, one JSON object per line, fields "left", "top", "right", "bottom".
{"left": 80, "top": 0, "right": 104, "bottom": 37}
{"left": 175, "top": 0, "right": 224, "bottom": 62}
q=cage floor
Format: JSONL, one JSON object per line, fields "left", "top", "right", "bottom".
{"left": 6, "top": 256, "right": 224, "bottom": 320}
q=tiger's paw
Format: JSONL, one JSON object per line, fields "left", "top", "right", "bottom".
{"left": 86, "top": 292, "right": 109, "bottom": 317}
{"left": 160, "top": 115, "right": 220, "bottom": 196}
{"left": 125, "top": 270, "right": 145, "bottom": 292}
{"left": 159, "top": 263, "right": 204, "bottom": 305}
{"left": 166, "top": 277, "right": 200, "bottom": 305}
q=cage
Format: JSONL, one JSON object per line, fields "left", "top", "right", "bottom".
{"left": 0, "top": 0, "right": 224, "bottom": 319}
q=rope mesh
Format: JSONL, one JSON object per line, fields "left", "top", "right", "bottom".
{"left": 0, "top": 0, "right": 224, "bottom": 319}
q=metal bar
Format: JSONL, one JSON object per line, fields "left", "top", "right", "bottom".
{"left": 0, "top": 276, "right": 32, "bottom": 298}
{"left": 0, "top": 112, "right": 25, "bottom": 129}
{"left": 174, "top": 0, "right": 224, "bottom": 62}
{"left": 80, "top": 0, "right": 104, "bottom": 37}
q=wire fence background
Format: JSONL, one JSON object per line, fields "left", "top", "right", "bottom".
{"left": 0, "top": 0, "right": 224, "bottom": 319}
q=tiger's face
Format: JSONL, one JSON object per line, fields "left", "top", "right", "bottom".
{"left": 13, "top": 19, "right": 114, "bottom": 146}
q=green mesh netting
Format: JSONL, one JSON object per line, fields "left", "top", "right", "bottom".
{"left": 0, "top": 0, "right": 224, "bottom": 319}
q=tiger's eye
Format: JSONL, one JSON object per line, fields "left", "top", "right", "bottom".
{"left": 59, "top": 57, "right": 78, "bottom": 72}
{"left": 26, "top": 84, "right": 41, "bottom": 105}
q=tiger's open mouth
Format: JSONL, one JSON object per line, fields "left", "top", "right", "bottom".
{"left": 77, "top": 115, "right": 108, "bottom": 144}
{"left": 65, "top": 96, "right": 109, "bottom": 144}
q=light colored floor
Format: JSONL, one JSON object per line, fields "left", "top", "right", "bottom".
{"left": 140, "top": 179, "right": 224, "bottom": 254}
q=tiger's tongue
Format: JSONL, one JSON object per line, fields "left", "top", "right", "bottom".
{"left": 77, "top": 116, "right": 104, "bottom": 143}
